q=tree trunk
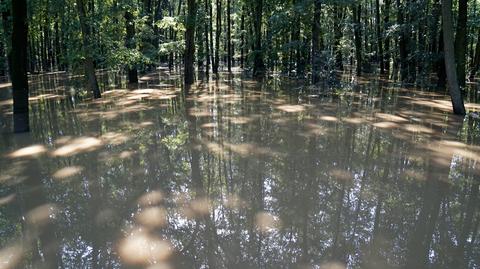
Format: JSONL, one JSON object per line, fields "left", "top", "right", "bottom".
{"left": 213, "top": 0, "right": 221, "bottom": 74}
{"left": 240, "top": 3, "right": 245, "bottom": 68}
{"left": 76, "top": 0, "right": 101, "bottom": 98}
{"left": 312, "top": 0, "right": 322, "bottom": 84}
{"left": 376, "top": 0, "right": 384, "bottom": 74}
{"left": 204, "top": 0, "right": 210, "bottom": 76}
{"left": 384, "top": 0, "right": 391, "bottom": 74}
{"left": 185, "top": 0, "right": 196, "bottom": 85}
{"left": 469, "top": 29, "right": 480, "bottom": 79}
{"left": 125, "top": 10, "right": 138, "bottom": 84}
{"left": 11, "top": 0, "right": 30, "bottom": 132}
{"left": 454, "top": 0, "right": 468, "bottom": 87}
{"left": 252, "top": 0, "right": 265, "bottom": 77}
{"left": 227, "top": 0, "right": 232, "bottom": 72}
{"left": 442, "top": 0, "right": 466, "bottom": 115}
{"left": 353, "top": 3, "right": 362, "bottom": 76}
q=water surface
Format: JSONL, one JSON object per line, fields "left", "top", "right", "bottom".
{"left": 0, "top": 71, "right": 479, "bottom": 269}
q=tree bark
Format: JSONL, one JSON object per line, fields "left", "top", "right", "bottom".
{"left": 227, "top": 0, "right": 232, "bottom": 72}
{"left": 353, "top": 3, "right": 362, "bottom": 76}
{"left": 454, "top": 0, "right": 468, "bottom": 87}
{"left": 442, "top": 0, "right": 466, "bottom": 115}
{"left": 11, "top": 0, "right": 30, "bottom": 132}
{"left": 76, "top": 0, "right": 101, "bottom": 98}
{"left": 312, "top": 0, "right": 322, "bottom": 84}
{"left": 376, "top": 0, "right": 384, "bottom": 74}
{"left": 125, "top": 10, "right": 138, "bottom": 84}
{"left": 213, "top": 0, "right": 221, "bottom": 74}
{"left": 252, "top": 0, "right": 265, "bottom": 77}
{"left": 185, "top": 0, "right": 196, "bottom": 85}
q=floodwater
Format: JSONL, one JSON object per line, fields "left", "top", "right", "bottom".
{"left": 0, "top": 70, "right": 479, "bottom": 269}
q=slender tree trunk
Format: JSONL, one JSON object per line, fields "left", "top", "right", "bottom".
{"left": 454, "top": 0, "right": 468, "bottom": 87}
{"left": 442, "top": 0, "right": 466, "bottom": 115}
{"left": 470, "top": 29, "right": 480, "bottom": 79}
{"left": 384, "top": 0, "right": 391, "bottom": 74}
{"left": 11, "top": 0, "right": 30, "bottom": 132}
{"left": 312, "top": 0, "right": 322, "bottom": 84}
{"left": 185, "top": 0, "right": 196, "bottom": 85}
{"left": 353, "top": 3, "right": 362, "bottom": 76}
{"left": 252, "top": 0, "right": 265, "bottom": 77}
{"left": 376, "top": 0, "right": 384, "bottom": 74}
{"left": 76, "top": 0, "right": 101, "bottom": 98}
{"left": 125, "top": 10, "right": 138, "bottom": 84}
{"left": 227, "top": 0, "right": 232, "bottom": 72}
{"left": 213, "top": 0, "right": 221, "bottom": 74}
{"left": 240, "top": 3, "right": 245, "bottom": 69}
{"left": 333, "top": 6, "right": 343, "bottom": 71}
{"left": 204, "top": 0, "right": 210, "bottom": 76}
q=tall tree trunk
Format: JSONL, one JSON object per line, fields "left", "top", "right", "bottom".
{"left": 252, "top": 0, "right": 265, "bottom": 77}
{"left": 442, "top": 0, "right": 466, "bottom": 115}
{"left": 469, "top": 28, "right": 480, "bottom": 79}
{"left": 125, "top": 10, "right": 138, "bottom": 84}
{"left": 353, "top": 3, "right": 362, "bottom": 76}
{"left": 227, "top": 0, "right": 232, "bottom": 72}
{"left": 204, "top": 0, "right": 210, "bottom": 76}
{"left": 454, "top": 0, "right": 468, "bottom": 87}
{"left": 11, "top": 0, "right": 30, "bottom": 132}
{"left": 213, "top": 0, "right": 221, "bottom": 74}
{"left": 312, "top": 0, "right": 322, "bottom": 84}
{"left": 76, "top": 0, "right": 101, "bottom": 98}
{"left": 376, "top": 0, "right": 385, "bottom": 74}
{"left": 185, "top": 0, "right": 196, "bottom": 85}
{"left": 384, "top": 0, "right": 391, "bottom": 74}
{"left": 240, "top": 3, "right": 245, "bottom": 68}
{"left": 333, "top": 6, "right": 343, "bottom": 71}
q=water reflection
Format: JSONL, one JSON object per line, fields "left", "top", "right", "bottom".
{"left": 0, "top": 71, "right": 479, "bottom": 269}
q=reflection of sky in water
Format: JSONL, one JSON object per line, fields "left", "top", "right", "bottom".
{"left": 0, "top": 71, "right": 479, "bottom": 268}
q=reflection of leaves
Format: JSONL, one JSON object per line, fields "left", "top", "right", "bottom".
{"left": 162, "top": 131, "right": 188, "bottom": 151}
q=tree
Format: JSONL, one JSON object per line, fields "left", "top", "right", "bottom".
{"left": 252, "top": 0, "right": 265, "bottom": 77}
{"left": 76, "top": 0, "right": 101, "bottom": 99}
{"left": 125, "top": 9, "right": 139, "bottom": 84}
{"left": 311, "top": 0, "right": 322, "bottom": 84}
{"left": 11, "top": 0, "right": 29, "bottom": 132}
{"left": 442, "top": 0, "right": 466, "bottom": 115}
{"left": 185, "top": 0, "right": 196, "bottom": 85}
{"left": 454, "top": 0, "right": 468, "bottom": 87}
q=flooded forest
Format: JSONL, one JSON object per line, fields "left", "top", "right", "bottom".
{"left": 0, "top": 0, "right": 480, "bottom": 268}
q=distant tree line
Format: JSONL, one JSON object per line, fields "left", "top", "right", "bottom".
{"left": 2, "top": 0, "right": 478, "bottom": 131}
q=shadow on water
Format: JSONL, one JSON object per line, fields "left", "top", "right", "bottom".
{"left": 0, "top": 70, "right": 479, "bottom": 269}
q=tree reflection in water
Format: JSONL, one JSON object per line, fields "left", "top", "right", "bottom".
{"left": 0, "top": 71, "right": 479, "bottom": 269}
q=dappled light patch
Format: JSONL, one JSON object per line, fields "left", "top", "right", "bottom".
{"left": 25, "top": 204, "right": 58, "bottom": 227}
{"left": 276, "top": 104, "right": 306, "bottom": 113}
{"left": 0, "top": 194, "right": 16, "bottom": 207}
{"left": 52, "top": 137, "right": 103, "bottom": 157}
{"left": 118, "top": 228, "right": 173, "bottom": 266}
{"left": 319, "top": 261, "right": 347, "bottom": 269}
{"left": 343, "top": 117, "right": 365, "bottom": 125}
{"left": 52, "top": 166, "right": 84, "bottom": 180}
{"left": 403, "top": 169, "right": 427, "bottom": 182}
{"left": 136, "top": 207, "right": 168, "bottom": 229}
{"left": 0, "top": 244, "right": 23, "bottom": 269}
{"left": 329, "top": 169, "right": 353, "bottom": 183}
{"left": 375, "top": 113, "right": 409, "bottom": 123}
{"left": 225, "top": 116, "right": 253, "bottom": 125}
{"left": 319, "top": 116, "right": 339, "bottom": 122}
{"left": 373, "top": 121, "right": 399, "bottom": 129}
{"left": 101, "top": 132, "right": 130, "bottom": 145}
{"left": 7, "top": 145, "right": 47, "bottom": 159}
{"left": 138, "top": 191, "right": 165, "bottom": 207}
{"left": 182, "top": 197, "right": 212, "bottom": 219}
{"left": 255, "top": 212, "right": 281, "bottom": 233}
{"left": 401, "top": 124, "right": 435, "bottom": 134}
{"left": 305, "top": 123, "right": 326, "bottom": 136}
{"left": 223, "top": 194, "right": 248, "bottom": 210}
{"left": 426, "top": 141, "right": 480, "bottom": 162}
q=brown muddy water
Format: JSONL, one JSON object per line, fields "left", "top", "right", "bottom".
{"left": 0, "top": 70, "right": 479, "bottom": 269}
